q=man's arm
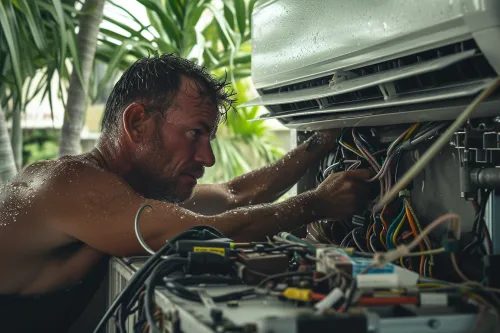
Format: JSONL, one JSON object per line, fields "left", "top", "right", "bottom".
{"left": 182, "top": 131, "right": 339, "bottom": 215}
{"left": 45, "top": 160, "right": 368, "bottom": 257}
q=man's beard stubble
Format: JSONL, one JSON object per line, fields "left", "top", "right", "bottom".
{"left": 123, "top": 163, "right": 186, "bottom": 203}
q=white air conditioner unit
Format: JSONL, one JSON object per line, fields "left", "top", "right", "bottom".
{"left": 246, "top": 0, "right": 500, "bottom": 131}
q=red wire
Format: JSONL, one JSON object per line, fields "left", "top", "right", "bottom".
{"left": 310, "top": 293, "right": 326, "bottom": 301}
{"left": 402, "top": 233, "right": 413, "bottom": 240}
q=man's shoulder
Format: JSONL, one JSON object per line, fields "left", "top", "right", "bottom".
{"left": 25, "top": 156, "right": 103, "bottom": 181}
{"left": 26, "top": 155, "right": 121, "bottom": 193}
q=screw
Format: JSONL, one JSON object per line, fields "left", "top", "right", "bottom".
{"left": 428, "top": 319, "right": 440, "bottom": 329}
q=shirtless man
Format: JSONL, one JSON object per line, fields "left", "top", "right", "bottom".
{"left": 0, "top": 54, "right": 370, "bottom": 331}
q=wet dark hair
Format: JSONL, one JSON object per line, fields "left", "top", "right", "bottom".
{"left": 101, "top": 53, "right": 236, "bottom": 134}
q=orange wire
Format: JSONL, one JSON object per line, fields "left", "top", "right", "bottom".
{"left": 379, "top": 206, "right": 389, "bottom": 233}
{"left": 379, "top": 206, "right": 389, "bottom": 250}
{"left": 405, "top": 203, "right": 425, "bottom": 275}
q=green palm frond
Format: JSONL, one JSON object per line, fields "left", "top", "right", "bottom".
{"left": 0, "top": 0, "right": 81, "bottom": 111}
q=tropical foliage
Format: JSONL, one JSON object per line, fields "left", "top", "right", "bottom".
{"left": 0, "top": 0, "right": 286, "bottom": 185}
{"left": 0, "top": 0, "right": 81, "bottom": 179}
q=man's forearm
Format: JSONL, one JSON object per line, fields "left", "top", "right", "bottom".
{"left": 227, "top": 133, "right": 333, "bottom": 207}
{"left": 204, "top": 190, "right": 322, "bottom": 241}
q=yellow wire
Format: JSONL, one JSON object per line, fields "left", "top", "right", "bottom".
{"left": 467, "top": 293, "right": 493, "bottom": 307}
{"left": 404, "top": 123, "right": 420, "bottom": 140}
{"left": 405, "top": 199, "right": 434, "bottom": 277}
{"left": 399, "top": 257, "right": 406, "bottom": 268}
{"left": 392, "top": 213, "right": 407, "bottom": 245}
{"left": 339, "top": 141, "right": 364, "bottom": 158}
{"left": 417, "top": 283, "right": 449, "bottom": 289}
{"left": 379, "top": 207, "right": 388, "bottom": 250}
{"left": 406, "top": 200, "right": 432, "bottom": 250}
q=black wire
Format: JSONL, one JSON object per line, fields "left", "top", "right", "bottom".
{"left": 343, "top": 279, "right": 358, "bottom": 312}
{"left": 261, "top": 244, "right": 309, "bottom": 253}
{"left": 164, "top": 280, "right": 255, "bottom": 303}
{"left": 190, "top": 225, "right": 226, "bottom": 238}
{"left": 94, "top": 241, "right": 179, "bottom": 333}
{"left": 94, "top": 225, "right": 226, "bottom": 333}
{"left": 256, "top": 271, "right": 313, "bottom": 289}
{"left": 475, "top": 189, "right": 492, "bottom": 241}
{"left": 459, "top": 189, "right": 492, "bottom": 267}
{"left": 145, "top": 258, "right": 188, "bottom": 333}
{"left": 168, "top": 275, "right": 243, "bottom": 286}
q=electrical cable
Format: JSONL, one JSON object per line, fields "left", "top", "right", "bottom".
{"left": 95, "top": 223, "right": 226, "bottom": 333}
{"left": 343, "top": 265, "right": 374, "bottom": 311}
{"left": 376, "top": 78, "right": 500, "bottom": 210}
{"left": 352, "top": 228, "right": 366, "bottom": 252}
{"left": 460, "top": 190, "right": 492, "bottom": 269}
{"left": 372, "top": 213, "right": 460, "bottom": 267}
{"left": 407, "top": 122, "right": 447, "bottom": 146}
{"left": 404, "top": 202, "right": 425, "bottom": 275}
{"left": 386, "top": 202, "right": 406, "bottom": 249}
{"left": 262, "top": 244, "right": 309, "bottom": 253}
{"left": 256, "top": 271, "right": 314, "bottom": 290}
{"left": 145, "top": 257, "right": 188, "bottom": 333}
{"left": 341, "top": 229, "right": 355, "bottom": 248}
{"left": 392, "top": 213, "right": 407, "bottom": 247}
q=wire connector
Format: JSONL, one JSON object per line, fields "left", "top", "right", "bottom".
{"left": 373, "top": 245, "right": 410, "bottom": 266}
{"left": 399, "top": 189, "right": 410, "bottom": 197}
{"left": 441, "top": 237, "right": 459, "bottom": 253}
{"left": 282, "top": 288, "right": 312, "bottom": 302}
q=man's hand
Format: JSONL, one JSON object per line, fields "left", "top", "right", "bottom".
{"left": 318, "top": 128, "right": 342, "bottom": 151}
{"left": 313, "top": 169, "right": 371, "bottom": 220}
{"left": 307, "top": 129, "right": 342, "bottom": 154}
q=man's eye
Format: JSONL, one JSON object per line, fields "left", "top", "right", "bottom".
{"left": 189, "top": 129, "right": 202, "bottom": 137}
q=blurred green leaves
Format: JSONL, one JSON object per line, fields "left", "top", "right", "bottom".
{"left": 0, "top": 0, "right": 80, "bottom": 114}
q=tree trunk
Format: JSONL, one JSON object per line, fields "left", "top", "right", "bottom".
{"left": 58, "top": 0, "right": 105, "bottom": 157}
{"left": 0, "top": 105, "right": 17, "bottom": 184}
{"left": 10, "top": 105, "right": 22, "bottom": 170}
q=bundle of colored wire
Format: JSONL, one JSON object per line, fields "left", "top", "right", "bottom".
{"left": 372, "top": 213, "right": 460, "bottom": 267}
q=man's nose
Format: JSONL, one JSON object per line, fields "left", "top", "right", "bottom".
{"left": 194, "top": 140, "right": 215, "bottom": 167}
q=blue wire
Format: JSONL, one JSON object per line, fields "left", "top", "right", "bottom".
{"left": 386, "top": 203, "right": 406, "bottom": 249}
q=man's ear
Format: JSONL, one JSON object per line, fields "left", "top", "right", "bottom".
{"left": 122, "top": 102, "right": 150, "bottom": 144}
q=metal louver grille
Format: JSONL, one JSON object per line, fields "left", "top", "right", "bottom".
{"left": 245, "top": 39, "right": 498, "bottom": 129}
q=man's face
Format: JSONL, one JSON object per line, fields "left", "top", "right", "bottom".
{"left": 128, "top": 78, "right": 218, "bottom": 202}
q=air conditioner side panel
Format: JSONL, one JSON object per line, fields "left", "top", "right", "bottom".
{"left": 251, "top": 0, "right": 495, "bottom": 90}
